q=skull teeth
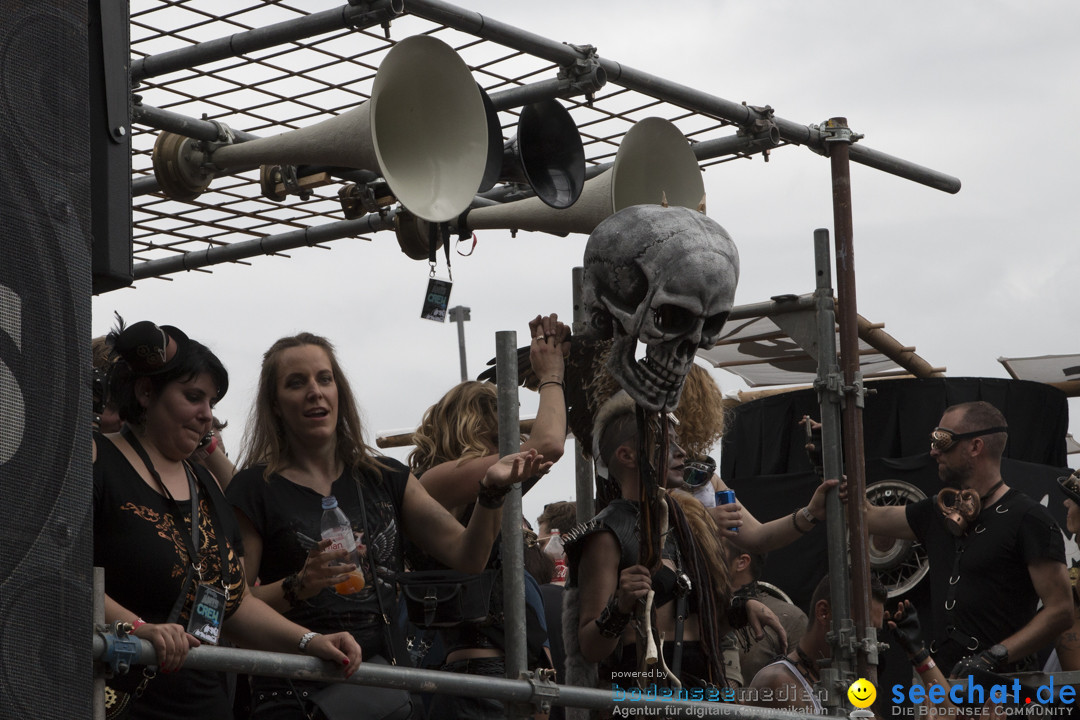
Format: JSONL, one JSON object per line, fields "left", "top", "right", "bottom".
{"left": 640, "top": 356, "right": 680, "bottom": 386}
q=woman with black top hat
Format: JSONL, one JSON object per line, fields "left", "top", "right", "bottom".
{"left": 94, "top": 320, "right": 362, "bottom": 720}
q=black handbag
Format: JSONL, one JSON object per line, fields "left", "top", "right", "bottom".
{"left": 309, "top": 656, "right": 414, "bottom": 720}
{"left": 397, "top": 568, "right": 498, "bottom": 628}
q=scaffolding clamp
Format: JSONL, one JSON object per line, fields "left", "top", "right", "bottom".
{"left": 97, "top": 621, "right": 142, "bottom": 678}
{"left": 558, "top": 44, "right": 607, "bottom": 103}
{"left": 523, "top": 668, "right": 560, "bottom": 714}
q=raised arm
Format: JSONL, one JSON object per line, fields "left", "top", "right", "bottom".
{"left": 707, "top": 477, "right": 838, "bottom": 553}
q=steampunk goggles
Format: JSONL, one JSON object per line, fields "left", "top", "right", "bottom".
{"left": 929, "top": 426, "right": 1007, "bottom": 453}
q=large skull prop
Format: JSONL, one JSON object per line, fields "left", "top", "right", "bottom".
{"left": 582, "top": 205, "right": 739, "bottom": 412}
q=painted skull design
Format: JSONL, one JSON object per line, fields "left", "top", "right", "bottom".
{"left": 582, "top": 204, "right": 739, "bottom": 412}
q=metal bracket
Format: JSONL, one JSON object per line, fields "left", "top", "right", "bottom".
{"left": 557, "top": 44, "right": 607, "bottom": 103}
{"left": 814, "top": 118, "right": 865, "bottom": 157}
{"left": 523, "top": 669, "right": 560, "bottom": 714}
{"left": 338, "top": 181, "right": 394, "bottom": 219}
{"left": 96, "top": 622, "right": 142, "bottom": 678}
{"left": 814, "top": 369, "right": 847, "bottom": 408}
{"left": 348, "top": 0, "right": 405, "bottom": 38}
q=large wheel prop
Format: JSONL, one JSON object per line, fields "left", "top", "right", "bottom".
{"left": 866, "top": 479, "right": 929, "bottom": 598}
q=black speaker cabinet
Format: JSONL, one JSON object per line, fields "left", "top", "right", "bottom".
{"left": 0, "top": 2, "right": 94, "bottom": 717}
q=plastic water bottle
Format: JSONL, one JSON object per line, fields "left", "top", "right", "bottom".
{"left": 320, "top": 495, "right": 365, "bottom": 594}
{"left": 544, "top": 528, "right": 568, "bottom": 583}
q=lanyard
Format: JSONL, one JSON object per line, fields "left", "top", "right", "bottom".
{"left": 121, "top": 425, "right": 229, "bottom": 588}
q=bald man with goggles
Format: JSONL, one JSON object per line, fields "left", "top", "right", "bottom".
{"left": 861, "top": 400, "right": 1071, "bottom": 677}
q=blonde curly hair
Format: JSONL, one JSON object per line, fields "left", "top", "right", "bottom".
{"left": 408, "top": 381, "right": 500, "bottom": 475}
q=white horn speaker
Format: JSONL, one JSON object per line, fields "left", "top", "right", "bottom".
{"left": 461, "top": 116, "right": 704, "bottom": 235}
{"left": 152, "top": 35, "right": 489, "bottom": 223}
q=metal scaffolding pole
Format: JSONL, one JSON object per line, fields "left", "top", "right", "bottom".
{"left": 403, "top": 0, "right": 961, "bottom": 194}
{"left": 825, "top": 118, "right": 875, "bottom": 684}
{"left": 91, "top": 633, "right": 815, "bottom": 720}
{"left": 131, "top": 0, "right": 404, "bottom": 82}
{"left": 812, "top": 229, "right": 858, "bottom": 715}
{"left": 496, "top": 331, "right": 528, "bottom": 720}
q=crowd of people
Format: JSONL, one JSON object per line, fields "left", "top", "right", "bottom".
{"left": 93, "top": 317, "right": 1080, "bottom": 720}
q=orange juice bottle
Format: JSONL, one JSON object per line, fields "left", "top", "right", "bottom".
{"left": 334, "top": 570, "right": 366, "bottom": 595}
{"left": 320, "top": 496, "right": 364, "bottom": 595}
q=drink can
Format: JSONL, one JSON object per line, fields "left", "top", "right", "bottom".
{"left": 714, "top": 489, "right": 738, "bottom": 533}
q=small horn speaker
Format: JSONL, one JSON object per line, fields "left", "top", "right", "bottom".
{"left": 460, "top": 116, "right": 704, "bottom": 235}
{"left": 153, "top": 35, "right": 489, "bottom": 222}
{"left": 478, "top": 96, "right": 585, "bottom": 209}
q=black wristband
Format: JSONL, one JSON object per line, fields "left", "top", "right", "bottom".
{"left": 477, "top": 478, "right": 511, "bottom": 508}
{"left": 595, "top": 595, "right": 632, "bottom": 638}
{"left": 282, "top": 573, "right": 303, "bottom": 607}
{"left": 910, "top": 648, "right": 930, "bottom": 667}
{"left": 727, "top": 594, "right": 750, "bottom": 629}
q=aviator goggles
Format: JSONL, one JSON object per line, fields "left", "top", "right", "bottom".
{"left": 683, "top": 457, "right": 717, "bottom": 488}
{"left": 929, "top": 426, "right": 1007, "bottom": 453}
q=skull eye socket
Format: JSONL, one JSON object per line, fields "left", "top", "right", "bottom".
{"left": 652, "top": 304, "right": 695, "bottom": 334}
{"left": 703, "top": 312, "right": 729, "bottom": 338}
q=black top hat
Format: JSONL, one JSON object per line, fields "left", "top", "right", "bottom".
{"left": 1058, "top": 469, "right": 1080, "bottom": 506}
{"left": 112, "top": 321, "right": 190, "bottom": 377}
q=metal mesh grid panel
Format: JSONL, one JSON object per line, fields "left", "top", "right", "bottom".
{"left": 128, "top": 0, "right": 765, "bottom": 275}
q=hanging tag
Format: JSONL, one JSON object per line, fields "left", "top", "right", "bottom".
{"left": 420, "top": 277, "right": 452, "bottom": 323}
{"left": 187, "top": 583, "right": 226, "bottom": 645}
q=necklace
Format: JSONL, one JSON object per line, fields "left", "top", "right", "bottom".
{"left": 980, "top": 479, "right": 1004, "bottom": 505}
{"left": 793, "top": 646, "right": 819, "bottom": 683}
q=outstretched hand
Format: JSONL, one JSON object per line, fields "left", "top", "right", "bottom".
{"left": 483, "top": 449, "right": 553, "bottom": 489}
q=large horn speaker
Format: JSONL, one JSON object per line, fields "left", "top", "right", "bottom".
{"left": 462, "top": 116, "right": 704, "bottom": 235}
{"left": 153, "top": 35, "right": 489, "bottom": 222}
{"left": 478, "top": 96, "right": 585, "bottom": 209}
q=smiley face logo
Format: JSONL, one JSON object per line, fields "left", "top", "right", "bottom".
{"left": 847, "top": 678, "right": 876, "bottom": 708}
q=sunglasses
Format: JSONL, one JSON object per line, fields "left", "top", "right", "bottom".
{"left": 929, "top": 426, "right": 1007, "bottom": 453}
{"left": 683, "top": 457, "right": 717, "bottom": 488}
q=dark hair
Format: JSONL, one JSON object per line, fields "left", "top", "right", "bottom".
{"left": 808, "top": 573, "right": 889, "bottom": 618}
{"left": 538, "top": 500, "right": 578, "bottom": 535}
{"left": 524, "top": 539, "right": 556, "bottom": 585}
{"left": 108, "top": 336, "right": 228, "bottom": 425}
{"left": 725, "top": 540, "right": 766, "bottom": 581}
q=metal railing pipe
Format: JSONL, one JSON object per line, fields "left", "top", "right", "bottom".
{"left": 401, "top": 0, "right": 583, "bottom": 66}
{"left": 132, "top": 1, "right": 403, "bottom": 82}
{"left": 132, "top": 212, "right": 398, "bottom": 280}
{"left": 91, "top": 635, "right": 814, "bottom": 719}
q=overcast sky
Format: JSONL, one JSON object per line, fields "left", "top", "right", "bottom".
{"left": 96, "top": 0, "right": 1080, "bottom": 526}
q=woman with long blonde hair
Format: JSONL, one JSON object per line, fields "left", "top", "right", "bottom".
{"left": 227, "top": 331, "right": 550, "bottom": 719}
